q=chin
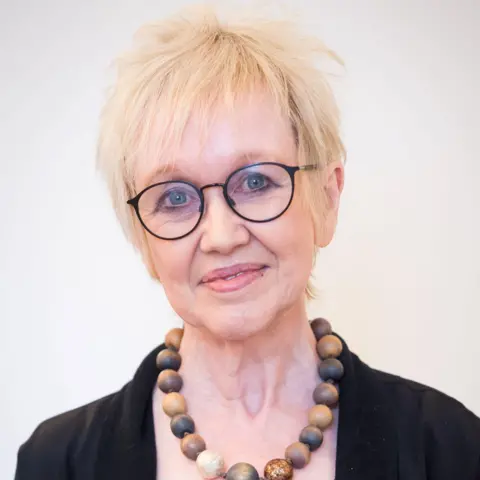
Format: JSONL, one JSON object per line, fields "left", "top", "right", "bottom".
{"left": 203, "top": 307, "right": 274, "bottom": 342}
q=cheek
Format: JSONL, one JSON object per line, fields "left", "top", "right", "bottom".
{"left": 147, "top": 237, "right": 194, "bottom": 289}
{"left": 260, "top": 206, "right": 316, "bottom": 282}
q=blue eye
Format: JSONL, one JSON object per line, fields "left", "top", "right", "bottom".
{"left": 154, "top": 188, "right": 193, "bottom": 213}
{"left": 167, "top": 190, "right": 188, "bottom": 206}
{"left": 246, "top": 173, "right": 267, "bottom": 190}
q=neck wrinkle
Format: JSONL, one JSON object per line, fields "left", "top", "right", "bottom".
{"left": 178, "top": 307, "right": 318, "bottom": 419}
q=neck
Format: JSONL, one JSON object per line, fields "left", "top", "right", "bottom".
{"left": 178, "top": 304, "right": 318, "bottom": 418}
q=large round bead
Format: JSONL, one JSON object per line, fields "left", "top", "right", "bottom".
{"left": 196, "top": 450, "right": 226, "bottom": 479}
{"left": 312, "top": 382, "right": 339, "bottom": 407}
{"left": 316, "top": 335, "right": 343, "bottom": 359}
{"left": 308, "top": 404, "right": 333, "bottom": 430}
{"left": 162, "top": 392, "right": 187, "bottom": 417}
{"left": 318, "top": 358, "right": 344, "bottom": 382}
{"left": 180, "top": 433, "right": 206, "bottom": 460}
{"left": 299, "top": 425, "right": 324, "bottom": 451}
{"left": 285, "top": 441, "right": 311, "bottom": 469}
{"left": 170, "top": 413, "right": 195, "bottom": 438}
{"left": 165, "top": 327, "right": 184, "bottom": 351}
{"left": 264, "top": 458, "right": 293, "bottom": 479}
{"left": 310, "top": 318, "right": 332, "bottom": 340}
{"left": 156, "top": 349, "right": 182, "bottom": 371}
{"left": 225, "top": 462, "right": 260, "bottom": 480}
{"left": 157, "top": 369, "right": 183, "bottom": 393}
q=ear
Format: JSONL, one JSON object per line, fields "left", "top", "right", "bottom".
{"left": 315, "top": 160, "right": 344, "bottom": 248}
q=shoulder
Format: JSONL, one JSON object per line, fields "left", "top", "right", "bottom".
{"left": 371, "top": 366, "right": 480, "bottom": 431}
{"left": 364, "top": 361, "right": 480, "bottom": 476}
{"left": 15, "top": 343, "right": 162, "bottom": 479}
{"left": 15, "top": 387, "right": 127, "bottom": 480}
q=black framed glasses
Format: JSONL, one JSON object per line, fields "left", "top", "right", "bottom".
{"left": 127, "top": 162, "right": 317, "bottom": 240}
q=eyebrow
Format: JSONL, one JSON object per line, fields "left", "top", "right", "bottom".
{"left": 143, "top": 151, "right": 283, "bottom": 187}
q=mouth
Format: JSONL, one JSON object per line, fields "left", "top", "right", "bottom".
{"left": 200, "top": 263, "right": 268, "bottom": 293}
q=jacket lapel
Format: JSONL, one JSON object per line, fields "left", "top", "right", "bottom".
{"left": 94, "top": 345, "right": 161, "bottom": 480}
{"left": 335, "top": 336, "right": 398, "bottom": 480}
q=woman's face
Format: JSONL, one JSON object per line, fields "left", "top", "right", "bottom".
{"left": 136, "top": 93, "right": 332, "bottom": 340}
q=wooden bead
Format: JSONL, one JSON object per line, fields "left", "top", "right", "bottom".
{"left": 299, "top": 425, "right": 324, "bottom": 451}
{"left": 180, "top": 433, "right": 206, "bottom": 460}
{"left": 310, "top": 318, "right": 332, "bottom": 341}
{"left": 316, "top": 334, "right": 343, "bottom": 359}
{"left": 264, "top": 458, "right": 293, "bottom": 480}
{"left": 156, "top": 349, "right": 182, "bottom": 371}
{"left": 170, "top": 414, "right": 195, "bottom": 439}
{"left": 157, "top": 369, "right": 183, "bottom": 393}
{"left": 162, "top": 392, "right": 187, "bottom": 417}
{"left": 225, "top": 462, "right": 260, "bottom": 480}
{"left": 285, "top": 441, "right": 311, "bottom": 469}
{"left": 196, "top": 450, "right": 226, "bottom": 479}
{"left": 312, "top": 382, "right": 339, "bottom": 407}
{"left": 318, "top": 358, "right": 344, "bottom": 382}
{"left": 308, "top": 404, "right": 333, "bottom": 430}
{"left": 165, "top": 327, "right": 184, "bottom": 351}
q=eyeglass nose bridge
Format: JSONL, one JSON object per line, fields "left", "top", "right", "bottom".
{"left": 199, "top": 182, "right": 237, "bottom": 208}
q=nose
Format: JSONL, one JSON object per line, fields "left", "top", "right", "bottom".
{"left": 199, "top": 187, "right": 249, "bottom": 254}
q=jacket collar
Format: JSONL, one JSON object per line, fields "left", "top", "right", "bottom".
{"left": 96, "top": 335, "right": 398, "bottom": 479}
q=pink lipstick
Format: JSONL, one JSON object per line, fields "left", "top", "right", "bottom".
{"left": 200, "top": 263, "right": 267, "bottom": 293}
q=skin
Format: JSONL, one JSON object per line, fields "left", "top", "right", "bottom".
{"left": 135, "top": 91, "right": 344, "bottom": 476}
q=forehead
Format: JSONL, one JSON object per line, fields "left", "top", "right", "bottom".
{"left": 135, "top": 92, "right": 297, "bottom": 189}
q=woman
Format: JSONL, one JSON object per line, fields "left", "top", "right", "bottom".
{"left": 15, "top": 7, "right": 480, "bottom": 480}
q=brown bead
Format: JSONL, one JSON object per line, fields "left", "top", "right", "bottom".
{"left": 312, "top": 382, "right": 339, "bottom": 407}
{"left": 310, "top": 318, "right": 332, "bottom": 341}
{"left": 156, "top": 349, "right": 182, "bottom": 371}
{"left": 316, "top": 334, "right": 343, "bottom": 359}
{"left": 165, "top": 327, "right": 184, "bottom": 351}
{"left": 285, "top": 441, "right": 311, "bottom": 469}
{"left": 180, "top": 433, "right": 206, "bottom": 460}
{"left": 318, "top": 358, "right": 344, "bottom": 382}
{"left": 308, "top": 404, "right": 333, "bottom": 430}
{"left": 157, "top": 369, "right": 183, "bottom": 393}
{"left": 264, "top": 458, "right": 293, "bottom": 480}
{"left": 162, "top": 392, "right": 187, "bottom": 417}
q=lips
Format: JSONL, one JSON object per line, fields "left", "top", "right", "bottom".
{"left": 200, "top": 263, "right": 267, "bottom": 284}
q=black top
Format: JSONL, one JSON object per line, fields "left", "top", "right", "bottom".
{"left": 15, "top": 336, "right": 480, "bottom": 479}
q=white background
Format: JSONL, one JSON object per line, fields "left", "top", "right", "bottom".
{"left": 1, "top": 0, "right": 479, "bottom": 478}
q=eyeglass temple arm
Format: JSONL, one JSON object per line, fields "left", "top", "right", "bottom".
{"left": 298, "top": 164, "right": 318, "bottom": 171}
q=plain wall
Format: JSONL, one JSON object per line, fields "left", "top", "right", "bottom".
{"left": 1, "top": 0, "right": 479, "bottom": 478}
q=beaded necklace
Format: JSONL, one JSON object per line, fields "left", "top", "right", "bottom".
{"left": 156, "top": 318, "right": 344, "bottom": 480}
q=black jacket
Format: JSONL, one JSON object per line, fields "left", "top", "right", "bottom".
{"left": 15, "top": 336, "right": 480, "bottom": 479}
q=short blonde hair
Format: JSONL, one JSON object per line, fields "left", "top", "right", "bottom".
{"left": 97, "top": 5, "right": 345, "bottom": 298}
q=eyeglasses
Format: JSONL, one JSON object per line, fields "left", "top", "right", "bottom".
{"left": 127, "top": 162, "right": 317, "bottom": 240}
